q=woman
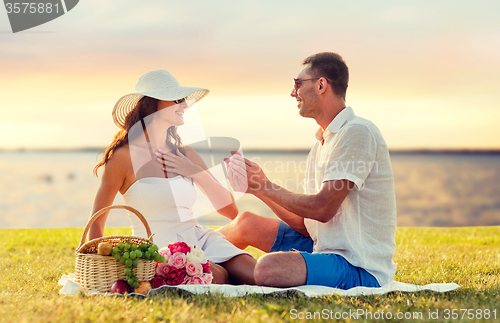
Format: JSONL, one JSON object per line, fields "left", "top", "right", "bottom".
{"left": 89, "top": 70, "right": 256, "bottom": 285}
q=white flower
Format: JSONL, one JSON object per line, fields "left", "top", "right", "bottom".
{"left": 186, "top": 246, "right": 206, "bottom": 264}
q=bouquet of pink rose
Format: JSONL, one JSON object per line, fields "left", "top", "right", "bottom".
{"left": 153, "top": 241, "right": 212, "bottom": 286}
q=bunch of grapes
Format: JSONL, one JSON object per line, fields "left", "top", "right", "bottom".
{"left": 111, "top": 240, "right": 165, "bottom": 289}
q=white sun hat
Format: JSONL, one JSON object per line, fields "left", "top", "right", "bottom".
{"left": 112, "top": 69, "right": 209, "bottom": 129}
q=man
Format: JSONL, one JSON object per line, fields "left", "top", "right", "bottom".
{"left": 220, "top": 52, "right": 397, "bottom": 289}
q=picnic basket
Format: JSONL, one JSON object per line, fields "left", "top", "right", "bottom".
{"left": 74, "top": 205, "right": 156, "bottom": 293}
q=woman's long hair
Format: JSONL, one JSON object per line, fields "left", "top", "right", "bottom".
{"left": 93, "top": 96, "right": 183, "bottom": 176}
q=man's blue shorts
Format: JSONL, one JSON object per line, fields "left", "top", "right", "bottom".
{"left": 270, "top": 221, "right": 380, "bottom": 289}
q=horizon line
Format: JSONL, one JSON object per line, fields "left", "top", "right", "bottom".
{"left": 2, "top": 147, "right": 500, "bottom": 155}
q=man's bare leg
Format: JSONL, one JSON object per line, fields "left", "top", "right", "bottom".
{"left": 217, "top": 211, "right": 280, "bottom": 252}
{"left": 254, "top": 251, "right": 307, "bottom": 287}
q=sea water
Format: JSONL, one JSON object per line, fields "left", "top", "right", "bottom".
{"left": 0, "top": 150, "right": 499, "bottom": 229}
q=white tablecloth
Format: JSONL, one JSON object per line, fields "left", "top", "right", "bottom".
{"left": 58, "top": 274, "right": 460, "bottom": 297}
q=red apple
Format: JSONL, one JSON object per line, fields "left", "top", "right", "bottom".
{"left": 134, "top": 281, "right": 152, "bottom": 295}
{"left": 111, "top": 279, "right": 131, "bottom": 294}
{"left": 150, "top": 276, "right": 167, "bottom": 289}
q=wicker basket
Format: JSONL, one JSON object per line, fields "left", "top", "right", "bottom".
{"left": 74, "top": 205, "right": 156, "bottom": 293}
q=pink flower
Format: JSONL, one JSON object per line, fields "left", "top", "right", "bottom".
{"left": 166, "top": 268, "right": 187, "bottom": 285}
{"left": 168, "top": 252, "right": 187, "bottom": 269}
{"left": 155, "top": 262, "right": 171, "bottom": 278}
{"left": 157, "top": 241, "right": 211, "bottom": 285}
{"left": 158, "top": 247, "right": 171, "bottom": 259}
{"left": 168, "top": 242, "right": 191, "bottom": 255}
{"left": 201, "top": 261, "right": 211, "bottom": 274}
{"left": 184, "top": 275, "right": 205, "bottom": 285}
{"left": 185, "top": 262, "right": 203, "bottom": 276}
{"left": 201, "top": 273, "right": 213, "bottom": 284}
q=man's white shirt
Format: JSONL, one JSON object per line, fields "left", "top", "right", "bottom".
{"left": 303, "top": 106, "right": 397, "bottom": 286}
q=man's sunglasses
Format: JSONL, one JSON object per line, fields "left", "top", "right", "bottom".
{"left": 293, "top": 77, "right": 332, "bottom": 91}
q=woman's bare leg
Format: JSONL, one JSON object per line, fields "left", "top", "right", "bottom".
{"left": 219, "top": 254, "right": 257, "bottom": 285}
{"left": 209, "top": 261, "right": 230, "bottom": 284}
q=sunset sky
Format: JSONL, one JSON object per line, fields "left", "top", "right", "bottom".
{"left": 0, "top": 0, "right": 499, "bottom": 150}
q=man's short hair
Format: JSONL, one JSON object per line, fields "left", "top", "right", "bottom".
{"left": 302, "top": 52, "right": 349, "bottom": 100}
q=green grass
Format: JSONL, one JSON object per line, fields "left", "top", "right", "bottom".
{"left": 0, "top": 227, "right": 499, "bottom": 322}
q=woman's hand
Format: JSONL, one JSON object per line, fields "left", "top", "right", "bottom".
{"left": 227, "top": 152, "right": 269, "bottom": 196}
{"left": 155, "top": 148, "right": 204, "bottom": 178}
{"left": 225, "top": 152, "right": 248, "bottom": 193}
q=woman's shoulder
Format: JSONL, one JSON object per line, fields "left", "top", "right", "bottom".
{"left": 111, "top": 144, "right": 130, "bottom": 160}
{"left": 94, "top": 144, "right": 132, "bottom": 183}
{"left": 106, "top": 144, "right": 132, "bottom": 169}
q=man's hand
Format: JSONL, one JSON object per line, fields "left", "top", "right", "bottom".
{"left": 225, "top": 152, "right": 269, "bottom": 195}
{"left": 225, "top": 152, "right": 353, "bottom": 223}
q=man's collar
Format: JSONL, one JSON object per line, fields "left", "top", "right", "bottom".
{"left": 315, "top": 106, "right": 354, "bottom": 142}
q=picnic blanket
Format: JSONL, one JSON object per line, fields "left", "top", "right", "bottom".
{"left": 58, "top": 274, "right": 460, "bottom": 297}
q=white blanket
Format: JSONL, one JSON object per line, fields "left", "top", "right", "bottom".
{"left": 58, "top": 274, "right": 460, "bottom": 297}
